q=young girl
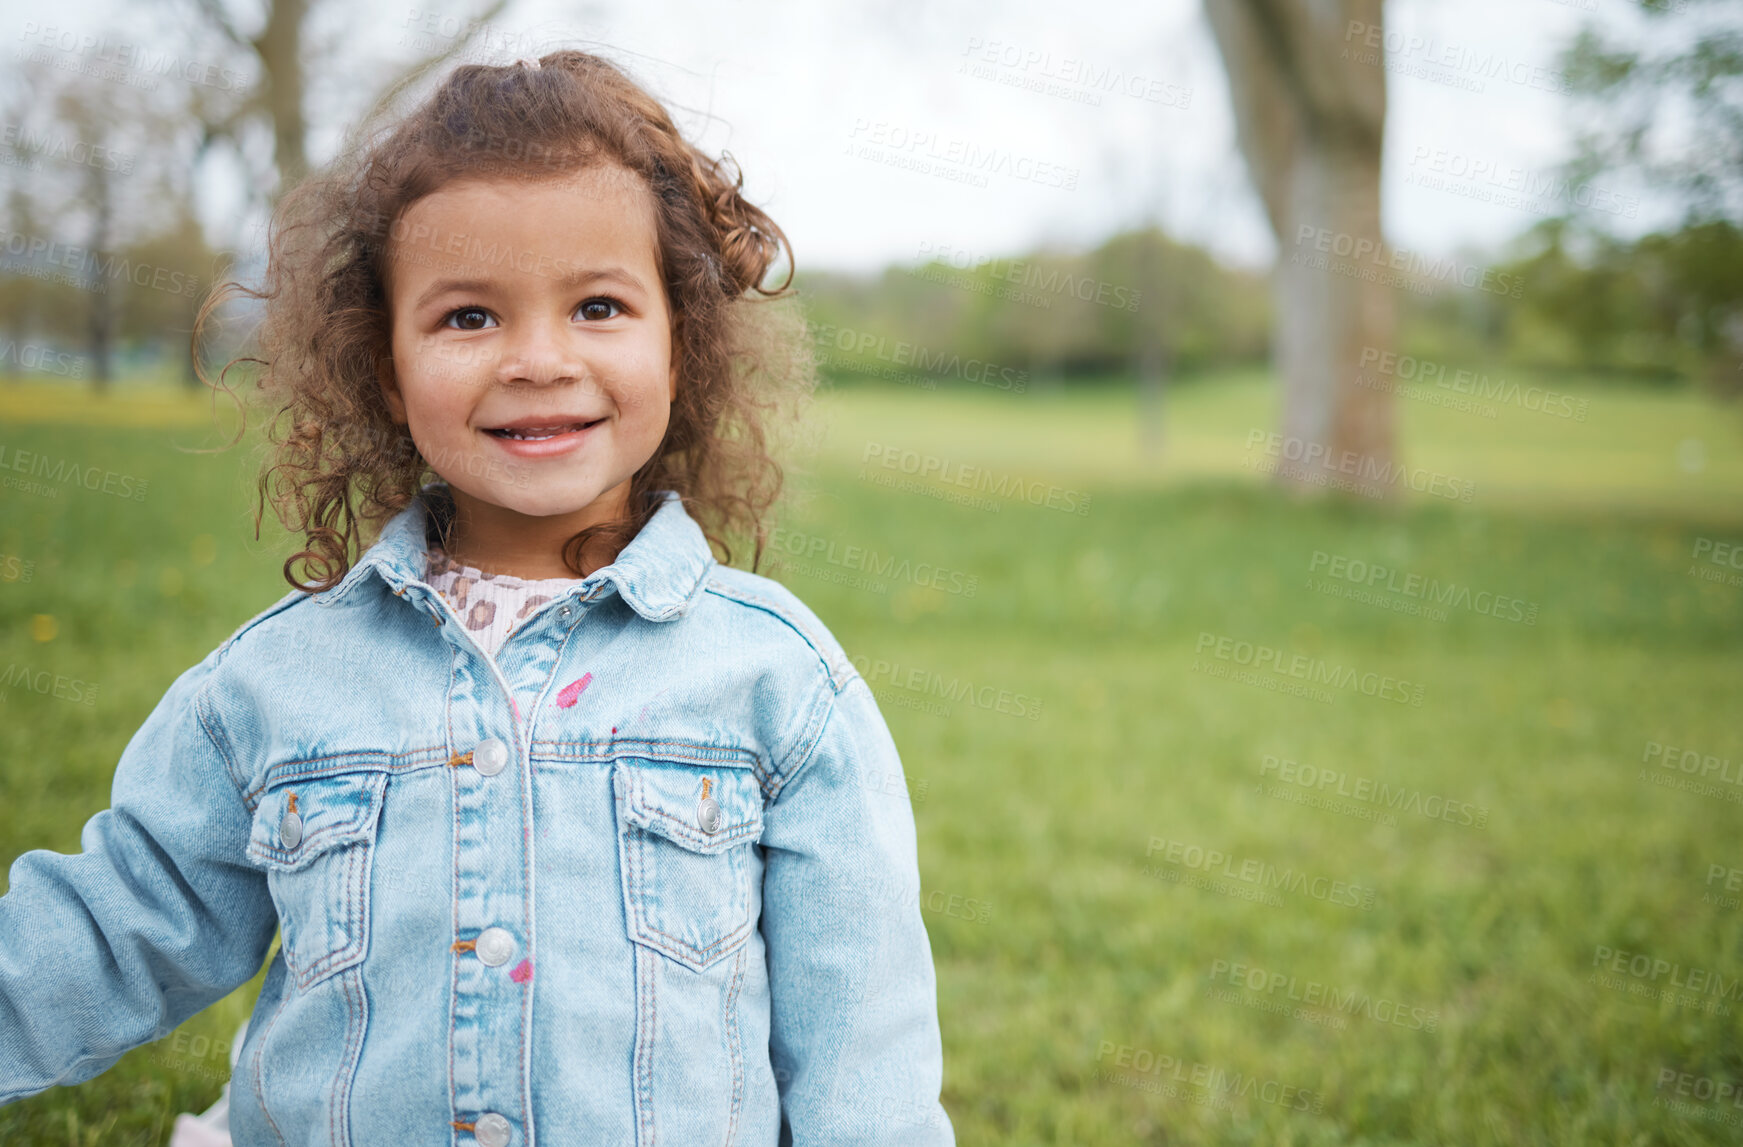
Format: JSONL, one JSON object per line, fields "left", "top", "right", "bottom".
{"left": 0, "top": 50, "right": 954, "bottom": 1145}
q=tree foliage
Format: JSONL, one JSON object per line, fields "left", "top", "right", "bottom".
{"left": 795, "top": 228, "right": 1272, "bottom": 386}
{"left": 1561, "top": 0, "right": 1743, "bottom": 226}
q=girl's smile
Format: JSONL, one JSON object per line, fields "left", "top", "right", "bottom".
{"left": 378, "top": 165, "right": 676, "bottom": 578}
{"left": 483, "top": 416, "right": 607, "bottom": 456}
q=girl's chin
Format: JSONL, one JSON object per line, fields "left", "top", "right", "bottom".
{"left": 446, "top": 479, "right": 626, "bottom": 522}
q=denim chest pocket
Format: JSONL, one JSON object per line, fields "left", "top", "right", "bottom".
{"left": 612, "top": 760, "right": 765, "bottom": 972}
{"left": 244, "top": 768, "right": 389, "bottom": 992}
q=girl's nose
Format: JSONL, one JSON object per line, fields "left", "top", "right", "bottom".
{"left": 493, "top": 315, "right": 584, "bottom": 388}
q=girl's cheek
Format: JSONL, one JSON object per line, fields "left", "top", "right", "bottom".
{"left": 617, "top": 383, "right": 667, "bottom": 420}
{"left": 611, "top": 346, "right": 672, "bottom": 390}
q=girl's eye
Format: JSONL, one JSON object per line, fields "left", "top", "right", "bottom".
{"left": 444, "top": 307, "right": 495, "bottom": 331}
{"left": 577, "top": 298, "right": 622, "bottom": 322}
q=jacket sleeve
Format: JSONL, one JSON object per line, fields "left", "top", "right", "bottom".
{"left": 758, "top": 673, "right": 955, "bottom": 1145}
{"left": 0, "top": 653, "right": 278, "bottom": 1105}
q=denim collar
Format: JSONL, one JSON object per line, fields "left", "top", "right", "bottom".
{"left": 313, "top": 481, "right": 714, "bottom": 622}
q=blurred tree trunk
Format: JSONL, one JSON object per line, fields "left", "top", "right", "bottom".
{"left": 193, "top": 0, "right": 309, "bottom": 190}
{"left": 260, "top": 0, "right": 310, "bottom": 188}
{"left": 85, "top": 146, "right": 115, "bottom": 390}
{"left": 2, "top": 189, "right": 35, "bottom": 380}
{"left": 1205, "top": 0, "right": 1394, "bottom": 494}
{"left": 191, "top": 0, "right": 511, "bottom": 200}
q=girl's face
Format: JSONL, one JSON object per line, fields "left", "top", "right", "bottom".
{"left": 379, "top": 165, "right": 675, "bottom": 549}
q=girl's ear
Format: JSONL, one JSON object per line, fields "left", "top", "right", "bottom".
{"left": 377, "top": 354, "right": 407, "bottom": 423}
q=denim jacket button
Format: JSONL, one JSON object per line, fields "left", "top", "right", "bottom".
{"left": 278, "top": 810, "right": 303, "bottom": 849}
{"left": 697, "top": 795, "right": 721, "bottom": 834}
{"left": 475, "top": 926, "right": 515, "bottom": 967}
{"left": 472, "top": 738, "right": 509, "bottom": 776}
{"left": 473, "top": 1112, "right": 512, "bottom": 1146}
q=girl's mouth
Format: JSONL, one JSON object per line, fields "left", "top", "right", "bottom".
{"left": 484, "top": 419, "right": 604, "bottom": 442}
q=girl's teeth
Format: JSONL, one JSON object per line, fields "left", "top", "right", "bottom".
{"left": 495, "top": 423, "right": 585, "bottom": 440}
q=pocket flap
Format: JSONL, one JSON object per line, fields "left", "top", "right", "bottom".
{"left": 614, "top": 761, "right": 763, "bottom": 855}
{"left": 247, "top": 771, "right": 389, "bottom": 872}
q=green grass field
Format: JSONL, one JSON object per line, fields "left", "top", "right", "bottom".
{"left": 1, "top": 371, "right": 1740, "bottom": 1144}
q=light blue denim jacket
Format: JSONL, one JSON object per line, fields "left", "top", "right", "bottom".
{"left": 0, "top": 482, "right": 954, "bottom": 1146}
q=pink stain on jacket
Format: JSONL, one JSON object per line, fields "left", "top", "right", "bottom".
{"left": 510, "top": 959, "right": 533, "bottom": 983}
{"left": 555, "top": 673, "right": 593, "bottom": 708}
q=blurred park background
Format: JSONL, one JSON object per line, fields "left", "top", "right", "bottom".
{"left": 1, "top": 0, "right": 1741, "bottom": 1143}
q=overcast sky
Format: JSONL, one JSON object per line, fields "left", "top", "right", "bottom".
{"left": 9, "top": 0, "right": 1688, "bottom": 274}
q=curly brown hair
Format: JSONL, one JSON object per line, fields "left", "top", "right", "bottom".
{"left": 193, "top": 48, "right": 816, "bottom": 594}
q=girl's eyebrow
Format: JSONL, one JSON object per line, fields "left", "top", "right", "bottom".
{"left": 413, "top": 278, "right": 495, "bottom": 310}
{"left": 411, "top": 267, "right": 648, "bottom": 311}
{"left": 556, "top": 267, "right": 647, "bottom": 292}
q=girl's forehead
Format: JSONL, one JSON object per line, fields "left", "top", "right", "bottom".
{"left": 418, "top": 162, "right": 650, "bottom": 208}
{"left": 380, "top": 162, "right": 665, "bottom": 302}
